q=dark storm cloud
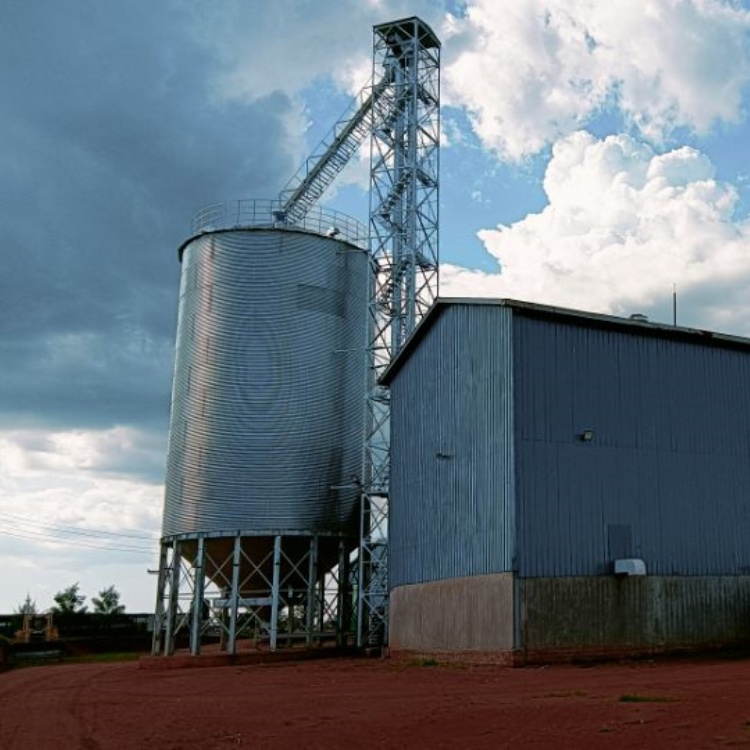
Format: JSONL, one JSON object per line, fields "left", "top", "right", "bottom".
{"left": 0, "top": 0, "right": 300, "bottom": 433}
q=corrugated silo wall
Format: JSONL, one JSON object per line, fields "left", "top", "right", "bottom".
{"left": 162, "top": 228, "right": 367, "bottom": 540}
{"left": 513, "top": 310, "right": 750, "bottom": 661}
{"left": 388, "top": 305, "right": 517, "bottom": 653}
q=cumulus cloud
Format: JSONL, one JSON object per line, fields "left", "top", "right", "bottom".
{"left": 181, "top": 0, "right": 443, "bottom": 102}
{"left": 0, "top": 426, "right": 163, "bottom": 609}
{"left": 0, "top": 426, "right": 164, "bottom": 574}
{"left": 180, "top": 0, "right": 446, "bottom": 184}
{"left": 442, "top": 131, "right": 750, "bottom": 333}
{"left": 0, "top": 427, "right": 166, "bottom": 485}
{"left": 0, "top": 426, "right": 163, "bottom": 610}
{"left": 443, "top": 0, "right": 750, "bottom": 159}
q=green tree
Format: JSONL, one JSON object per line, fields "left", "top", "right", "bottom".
{"left": 14, "top": 593, "right": 38, "bottom": 615}
{"left": 91, "top": 585, "right": 125, "bottom": 615}
{"left": 52, "top": 582, "right": 87, "bottom": 614}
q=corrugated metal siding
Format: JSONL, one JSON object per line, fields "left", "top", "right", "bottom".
{"left": 389, "top": 305, "right": 515, "bottom": 588}
{"left": 522, "top": 576, "right": 750, "bottom": 649}
{"left": 514, "top": 313, "right": 750, "bottom": 578}
{"left": 162, "top": 228, "right": 367, "bottom": 538}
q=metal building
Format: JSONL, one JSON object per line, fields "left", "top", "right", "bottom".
{"left": 383, "top": 298, "right": 750, "bottom": 663}
{"left": 152, "top": 202, "right": 368, "bottom": 655}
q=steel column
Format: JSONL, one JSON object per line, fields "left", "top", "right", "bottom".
{"left": 151, "top": 542, "right": 169, "bottom": 655}
{"left": 306, "top": 536, "right": 318, "bottom": 646}
{"left": 227, "top": 535, "right": 242, "bottom": 654}
{"left": 270, "top": 535, "right": 282, "bottom": 651}
{"left": 337, "top": 539, "right": 348, "bottom": 647}
{"left": 318, "top": 568, "right": 327, "bottom": 639}
{"left": 189, "top": 536, "right": 205, "bottom": 655}
{"left": 164, "top": 541, "right": 182, "bottom": 656}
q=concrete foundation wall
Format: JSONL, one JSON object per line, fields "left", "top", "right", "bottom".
{"left": 521, "top": 576, "right": 750, "bottom": 660}
{"left": 389, "top": 573, "right": 514, "bottom": 651}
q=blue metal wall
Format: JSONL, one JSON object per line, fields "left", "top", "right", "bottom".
{"left": 514, "top": 311, "right": 750, "bottom": 578}
{"left": 388, "top": 304, "right": 516, "bottom": 588}
{"left": 389, "top": 301, "right": 750, "bottom": 589}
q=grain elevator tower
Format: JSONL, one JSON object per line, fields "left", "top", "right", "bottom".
{"left": 152, "top": 16, "right": 440, "bottom": 655}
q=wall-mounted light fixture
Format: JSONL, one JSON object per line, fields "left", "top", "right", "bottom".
{"left": 578, "top": 429, "right": 595, "bottom": 442}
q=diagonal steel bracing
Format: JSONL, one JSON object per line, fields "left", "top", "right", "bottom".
{"left": 152, "top": 534, "right": 354, "bottom": 656}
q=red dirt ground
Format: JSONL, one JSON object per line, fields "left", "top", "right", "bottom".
{"left": 1, "top": 655, "right": 750, "bottom": 749}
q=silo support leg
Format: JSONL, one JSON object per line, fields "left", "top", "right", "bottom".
{"left": 357, "top": 501, "right": 367, "bottom": 648}
{"left": 270, "top": 535, "right": 282, "bottom": 651}
{"left": 228, "top": 536, "right": 242, "bottom": 655}
{"left": 318, "top": 570, "right": 327, "bottom": 639}
{"left": 164, "top": 542, "right": 182, "bottom": 656}
{"left": 306, "top": 536, "right": 319, "bottom": 646}
{"left": 189, "top": 537, "right": 205, "bottom": 655}
{"left": 151, "top": 543, "right": 169, "bottom": 655}
{"left": 337, "top": 539, "right": 348, "bottom": 647}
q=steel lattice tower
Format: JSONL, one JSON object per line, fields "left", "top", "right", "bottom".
{"left": 358, "top": 17, "right": 440, "bottom": 647}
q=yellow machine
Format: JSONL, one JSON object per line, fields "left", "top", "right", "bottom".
{"left": 14, "top": 613, "right": 59, "bottom": 644}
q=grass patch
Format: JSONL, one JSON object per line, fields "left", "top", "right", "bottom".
{"left": 64, "top": 652, "right": 144, "bottom": 664}
{"left": 1, "top": 648, "right": 146, "bottom": 671}
{"left": 619, "top": 693, "right": 675, "bottom": 704}
{"left": 541, "top": 689, "right": 588, "bottom": 699}
{"left": 406, "top": 657, "right": 440, "bottom": 668}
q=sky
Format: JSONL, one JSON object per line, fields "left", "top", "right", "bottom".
{"left": 3, "top": 0, "right": 750, "bottom": 613}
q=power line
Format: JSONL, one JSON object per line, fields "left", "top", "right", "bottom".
{"left": 0, "top": 527, "right": 157, "bottom": 554}
{"left": 0, "top": 510, "right": 157, "bottom": 541}
{"left": 0, "top": 511, "right": 158, "bottom": 553}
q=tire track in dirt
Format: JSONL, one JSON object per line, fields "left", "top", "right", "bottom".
{"left": 0, "top": 664, "right": 98, "bottom": 749}
{"left": 66, "top": 665, "right": 108, "bottom": 750}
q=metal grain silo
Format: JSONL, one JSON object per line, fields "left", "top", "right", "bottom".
{"left": 153, "top": 200, "right": 368, "bottom": 656}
